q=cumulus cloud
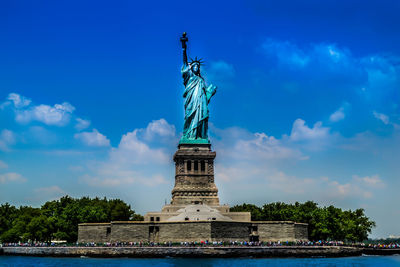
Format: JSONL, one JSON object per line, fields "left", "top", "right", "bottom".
{"left": 16, "top": 102, "right": 75, "bottom": 126}
{"left": 290, "top": 119, "right": 330, "bottom": 141}
{"left": 5, "top": 93, "right": 31, "bottom": 108}
{"left": 0, "top": 129, "right": 16, "bottom": 151}
{"left": 0, "top": 172, "right": 26, "bottom": 184}
{"left": 142, "top": 118, "right": 176, "bottom": 141}
{"left": 371, "top": 111, "right": 400, "bottom": 130}
{"left": 216, "top": 162, "right": 384, "bottom": 205}
{"left": 211, "top": 117, "right": 389, "bottom": 209}
{"left": 353, "top": 175, "right": 385, "bottom": 188}
{"left": 2, "top": 93, "right": 75, "bottom": 126}
{"left": 210, "top": 120, "right": 387, "bottom": 206}
{"left": 324, "top": 175, "right": 384, "bottom": 200}
{"left": 330, "top": 106, "right": 345, "bottom": 122}
{"left": 74, "top": 129, "right": 110, "bottom": 147}
{"left": 373, "top": 111, "right": 390, "bottom": 125}
{"left": 212, "top": 117, "right": 339, "bottom": 164}
{"left": 75, "top": 118, "right": 91, "bottom": 130}
{"left": 234, "top": 132, "right": 303, "bottom": 160}
{"left": 112, "top": 128, "right": 169, "bottom": 164}
{"left": 211, "top": 125, "right": 305, "bottom": 163}
{"left": 81, "top": 119, "right": 174, "bottom": 187}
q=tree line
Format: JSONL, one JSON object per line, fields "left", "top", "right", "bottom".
{"left": 230, "top": 201, "right": 376, "bottom": 242}
{"left": 0, "top": 198, "right": 375, "bottom": 243}
{"left": 0, "top": 196, "right": 143, "bottom": 243}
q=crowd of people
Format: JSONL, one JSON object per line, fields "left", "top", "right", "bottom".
{"left": 364, "top": 243, "right": 400, "bottom": 249}
{"left": 2, "top": 240, "right": 399, "bottom": 249}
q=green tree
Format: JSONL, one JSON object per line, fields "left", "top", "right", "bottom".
{"left": 230, "top": 203, "right": 263, "bottom": 221}
{"left": 1, "top": 206, "right": 41, "bottom": 242}
{"left": 230, "top": 201, "right": 375, "bottom": 242}
{"left": 26, "top": 215, "right": 54, "bottom": 242}
{"left": 0, "top": 203, "right": 18, "bottom": 236}
{"left": 0, "top": 196, "right": 143, "bottom": 243}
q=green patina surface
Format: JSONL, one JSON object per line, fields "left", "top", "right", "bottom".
{"left": 179, "top": 137, "right": 210, "bottom": 144}
{"left": 180, "top": 33, "right": 217, "bottom": 141}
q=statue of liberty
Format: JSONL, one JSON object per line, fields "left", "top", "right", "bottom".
{"left": 179, "top": 32, "right": 217, "bottom": 143}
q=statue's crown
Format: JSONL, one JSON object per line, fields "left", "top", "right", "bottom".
{"left": 189, "top": 56, "right": 204, "bottom": 65}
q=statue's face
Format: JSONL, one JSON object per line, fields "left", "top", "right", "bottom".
{"left": 191, "top": 63, "right": 200, "bottom": 75}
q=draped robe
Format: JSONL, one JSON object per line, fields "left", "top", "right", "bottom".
{"left": 182, "top": 64, "right": 217, "bottom": 140}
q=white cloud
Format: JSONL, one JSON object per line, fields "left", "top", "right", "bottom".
{"left": 324, "top": 175, "right": 384, "bottom": 199}
{"left": 0, "top": 172, "right": 26, "bottom": 184}
{"left": 216, "top": 163, "right": 383, "bottom": 204}
{"left": 75, "top": 118, "right": 91, "bottom": 130}
{"left": 210, "top": 121, "right": 386, "bottom": 206}
{"left": 330, "top": 106, "right": 345, "bottom": 122}
{"left": 0, "top": 129, "right": 16, "bottom": 151}
{"left": 113, "top": 128, "right": 169, "bottom": 164}
{"left": 0, "top": 160, "right": 8, "bottom": 169}
{"left": 81, "top": 119, "right": 174, "bottom": 187}
{"left": 371, "top": 111, "right": 400, "bottom": 129}
{"left": 74, "top": 129, "right": 110, "bottom": 147}
{"left": 211, "top": 126, "right": 305, "bottom": 163}
{"left": 2, "top": 93, "right": 76, "bottom": 126}
{"left": 289, "top": 119, "right": 331, "bottom": 142}
{"left": 16, "top": 102, "right": 75, "bottom": 126}
{"left": 373, "top": 111, "right": 390, "bottom": 125}
{"left": 353, "top": 175, "right": 385, "bottom": 188}
{"left": 234, "top": 132, "right": 304, "bottom": 160}
{"left": 143, "top": 118, "right": 176, "bottom": 141}
{"left": 212, "top": 118, "right": 338, "bottom": 163}
{"left": 6, "top": 93, "right": 31, "bottom": 108}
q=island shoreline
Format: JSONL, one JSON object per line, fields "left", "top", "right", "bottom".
{"left": 2, "top": 246, "right": 398, "bottom": 258}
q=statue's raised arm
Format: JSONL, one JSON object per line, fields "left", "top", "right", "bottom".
{"left": 179, "top": 32, "right": 217, "bottom": 144}
{"left": 180, "top": 32, "right": 188, "bottom": 66}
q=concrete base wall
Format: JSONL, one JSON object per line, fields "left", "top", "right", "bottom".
{"left": 78, "top": 221, "right": 308, "bottom": 243}
{"left": 211, "top": 222, "right": 250, "bottom": 241}
{"left": 110, "top": 223, "right": 149, "bottom": 243}
{"left": 78, "top": 223, "right": 111, "bottom": 243}
{"left": 295, "top": 223, "right": 308, "bottom": 240}
{"left": 256, "top": 222, "right": 295, "bottom": 242}
{"left": 158, "top": 222, "right": 211, "bottom": 242}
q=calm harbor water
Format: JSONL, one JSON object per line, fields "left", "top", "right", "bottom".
{"left": 1, "top": 255, "right": 400, "bottom": 266}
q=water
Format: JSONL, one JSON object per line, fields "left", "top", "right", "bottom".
{"left": 1, "top": 255, "right": 400, "bottom": 266}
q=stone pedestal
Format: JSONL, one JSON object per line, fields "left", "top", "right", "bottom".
{"left": 143, "top": 142, "right": 251, "bottom": 223}
{"left": 171, "top": 143, "right": 219, "bottom": 206}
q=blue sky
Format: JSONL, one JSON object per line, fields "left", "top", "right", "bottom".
{"left": 1, "top": 0, "right": 399, "bottom": 238}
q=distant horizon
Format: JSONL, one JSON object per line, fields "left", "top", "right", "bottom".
{"left": 1, "top": 0, "right": 400, "bottom": 239}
